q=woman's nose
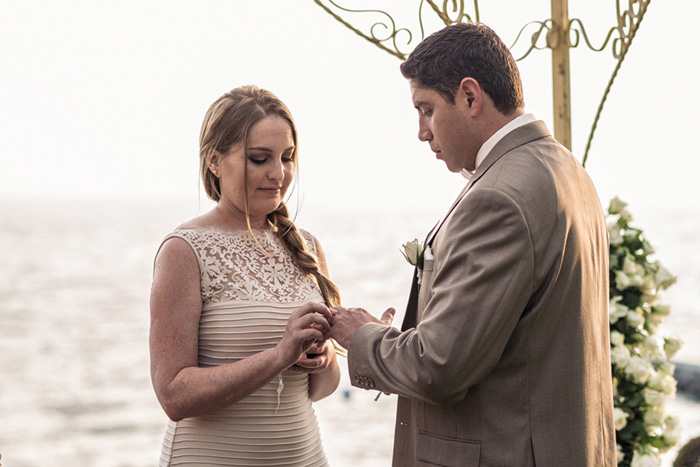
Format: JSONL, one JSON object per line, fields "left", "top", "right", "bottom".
{"left": 269, "top": 159, "right": 285, "bottom": 181}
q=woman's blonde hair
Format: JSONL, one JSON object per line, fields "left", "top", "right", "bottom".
{"left": 199, "top": 85, "right": 341, "bottom": 307}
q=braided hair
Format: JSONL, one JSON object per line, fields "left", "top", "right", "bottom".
{"left": 268, "top": 203, "right": 341, "bottom": 308}
{"left": 199, "top": 85, "right": 341, "bottom": 308}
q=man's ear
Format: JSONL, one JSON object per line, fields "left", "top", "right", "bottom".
{"left": 458, "top": 77, "right": 482, "bottom": 115}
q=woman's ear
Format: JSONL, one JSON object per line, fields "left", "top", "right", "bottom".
{"left": 207, "top": 150, "right": 221, "bottom": 176}
{"left": 458, "top": 77, "right": 482, "bottom": 116}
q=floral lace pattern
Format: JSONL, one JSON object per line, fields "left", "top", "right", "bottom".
{"left": 163, "top": 228, "right": 324, "bottom": 305}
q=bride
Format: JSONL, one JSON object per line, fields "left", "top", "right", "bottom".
{"left": 149, "top": 85, "right": 340, "bottom": 466}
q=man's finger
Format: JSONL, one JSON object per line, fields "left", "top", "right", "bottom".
{"left": 380, "top": 307, "right": 396, "bottom": 325}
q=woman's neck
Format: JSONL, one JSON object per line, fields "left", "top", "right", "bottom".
{"left": 213, "top": 202, "right": 269, "bottom": 231}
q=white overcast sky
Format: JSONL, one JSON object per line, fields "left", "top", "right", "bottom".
{"left": 1, "top": 0, "right": 698, "bottom": 213}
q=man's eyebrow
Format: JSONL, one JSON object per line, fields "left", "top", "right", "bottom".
{"left": 413, "top": 100, "right": 428, "bottom": 110}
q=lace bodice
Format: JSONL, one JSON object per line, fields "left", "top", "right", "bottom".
{"left": 161, "top": 227, "right": 324, "bottom": 305}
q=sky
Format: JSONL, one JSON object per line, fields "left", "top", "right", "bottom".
{"left": 1, "top": 0, "right": 699, "bottom": 215}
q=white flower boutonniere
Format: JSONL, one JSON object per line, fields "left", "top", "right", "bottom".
{"left": 401, "top": 239, "right": 429, "bottom": 284}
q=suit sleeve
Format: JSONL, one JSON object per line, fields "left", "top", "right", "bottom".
{"left": 348, "top": 188, "right": 535, "bottom": 403}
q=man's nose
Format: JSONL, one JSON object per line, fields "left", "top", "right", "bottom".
{"left": 418, "top": 125, "right": 432, "bottom": 142}
{"left": 418, "top": 127, "right": 433, "bottom": 141}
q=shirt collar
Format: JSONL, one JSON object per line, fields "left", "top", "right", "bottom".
{"left": 460, "top": 113, "right": 536, "bottom": 180}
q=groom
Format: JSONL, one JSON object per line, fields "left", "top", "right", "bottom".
{"left": 328, "top": 22, "right": 616, "bottom": 466}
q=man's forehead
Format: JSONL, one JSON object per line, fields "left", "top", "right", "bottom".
{"left": 410, "top": 83, "right": 438, "bottom": 105}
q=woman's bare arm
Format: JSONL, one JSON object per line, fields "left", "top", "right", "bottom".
{"left": 149, "top": 237, "right": 331, "bottom": 421}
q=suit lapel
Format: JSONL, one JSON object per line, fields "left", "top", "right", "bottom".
{"left": 401, "top": 269, "right": 421, "bottom": 331}
{"left": 426, "top": 121, "right": 551, "bottom": 247}
{"left": 401, "top": 121, "right": 551, "bottom": 330}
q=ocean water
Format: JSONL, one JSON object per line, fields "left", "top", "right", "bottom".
{"left": 0, "top": 197, "right": 698, "bottom": 466}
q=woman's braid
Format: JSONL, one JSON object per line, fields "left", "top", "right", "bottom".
{"left": 268, "top": 203, "right": 341, "bottom": 308}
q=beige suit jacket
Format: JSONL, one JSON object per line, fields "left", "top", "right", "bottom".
{"left": 348, "top": 121, "right": 616, "bottom": 466}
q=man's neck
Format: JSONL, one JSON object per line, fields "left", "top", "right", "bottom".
{"left": 463, "top": 110, "right": 533, "bottom": 177}
{"left": 481, "top": 108, "right": 525, "bottom": 143}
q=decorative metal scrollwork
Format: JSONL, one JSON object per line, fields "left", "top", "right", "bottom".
{"left": 314, "top": 0, "right": 652, "bottom": 166}
{"left": 507, "top": 0, "right": 651, "bottom": 62}
{"left": 313, "top": 0, "right": 649, "bottom": 63}
{"left": 311, "top": 0, "right": 478, "bottom": 60}
{"left": 568, "top": 0, "right": 650, "bottom": 58}
{"left": 580, "top": 0, "right": 651, "bottom": 166}
{"left": 509, "top": 20, "right": 552, "bottom": 61}
{"left": 424, "top": 0, "right": 479, "bottom": 26}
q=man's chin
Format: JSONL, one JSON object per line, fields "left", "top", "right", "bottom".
{"left": 444, "top": 162, "right": 462, "bottom": 173}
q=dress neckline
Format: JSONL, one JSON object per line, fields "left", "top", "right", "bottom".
{"left": 176, "top": 225, "right": 277, "bottom": 238}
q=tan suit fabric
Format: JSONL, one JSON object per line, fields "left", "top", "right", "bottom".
{"left": 348, "top": 121, "right": 616, "bottom": 466}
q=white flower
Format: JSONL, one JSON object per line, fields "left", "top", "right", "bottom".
{"left": 610, "top": 330, "right": 625, "bottom": 347}
{"left": 631, "top": 450, "right": 661, "bottom": 467}
{"left": 608, "top": 220, "right": 624, "bottom": 245}
{"left": 623, "top": 256, "right": 639, "bottom": 275}
{"left": 644, "top": 406, "right": 666, "bottom": 428}
{"left": 663, "top": 337, "right": 683, "bottom": 360}
{"left": 614, "top": 407, "right": 629, "bottom": 430}
{"left": 643, "top": 389, "right": 665, "bottom": 407}
{"left": 655, "top": 360, "right": 675, "bottom": 376}
{"left": 400, "top": 239, "right": 424, "bottom": 268}
{"left": 642, "top": 239, "right": 655, "bottom": 256}
{"left": 625, "top": 356, "right": 653, "bottom": 384}
{"left": 611, "top": 344, "right": 631, "bottom": 368}
{"left": 665, "top": 415, "right": 681, "bottom": 431}
{"left": 663, "top": 427, "right": 680, "bottom": 446}
{"left": 652, "top": 304, "right": 670, "bottom": 316}
{"left": 654, "top": 266, "right": 676, "bottom": 290}
{"left": 642, "top": 293, "right": 660, "bottom": 306}
{"left": 645, "top": 314, "right": 662, "bottom": 334}
{"left": 648, "top": 372, "right": 677, "bottom": 396}
{"left": 663, "top": 416, "right": 681, "bottom": 446}
{"left": 609, "top": 197, "right": 628, "bottom": 215}
{"left": 609, "top": 296, "right": 629, "bottom": 324}
{"left": 641, "top": 272, "right": 656, "bottom": 292}
{"left": 626, "top": 309, "right": 645, "bottom": 329}
{"left": 616, "top": 444, "right": 625, "bottom": 463}
{"left": 643, "top": 335, "right": 663, "bottom": 359}
{"left": 615, "top": 270, "right": 633, "bottom": 290}
{"left": 620, "top": 209, "right": 634, "bottom": 224}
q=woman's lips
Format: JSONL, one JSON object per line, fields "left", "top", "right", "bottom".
{"left": 259, "top": 187, "right": 281, "bottom": 194}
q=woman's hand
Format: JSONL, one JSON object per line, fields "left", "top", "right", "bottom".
{"left": 276, "top": 302, "right": 332, "bottom": 368}
{"left": 290, "top": 339, "right": 336, "bottom": 374}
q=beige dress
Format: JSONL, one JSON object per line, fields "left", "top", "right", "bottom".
{"left": 156, "top": 227, "right": 329, "bottom": 466}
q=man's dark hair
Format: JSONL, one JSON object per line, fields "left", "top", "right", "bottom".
{"left": 400, "top": 22, "right": 524, "bottom": 114}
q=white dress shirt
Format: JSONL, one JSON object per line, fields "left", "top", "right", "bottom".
{"left": 460, "top": 113, "right": 536, "bottom": 180}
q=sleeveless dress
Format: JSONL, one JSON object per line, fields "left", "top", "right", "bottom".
{"left": 156, "top": 227, "right": 330, "bottom": 466}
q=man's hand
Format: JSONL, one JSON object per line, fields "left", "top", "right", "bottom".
{"left": 327, "top": 307, "right": 395, "bottom": 349}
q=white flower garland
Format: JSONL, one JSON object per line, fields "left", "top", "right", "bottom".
{"left": 607, "top": 197, "right": 683, "bottom": 466}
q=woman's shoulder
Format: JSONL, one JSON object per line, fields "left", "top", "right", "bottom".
{"left": 157, "top": 214, "right": 229, "bottom": 256}
{"left": 169, "top": 212, "right": 239, "bottom": 239}
{"left": 174, "top": 211, "right": 218, "bottom": 232}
